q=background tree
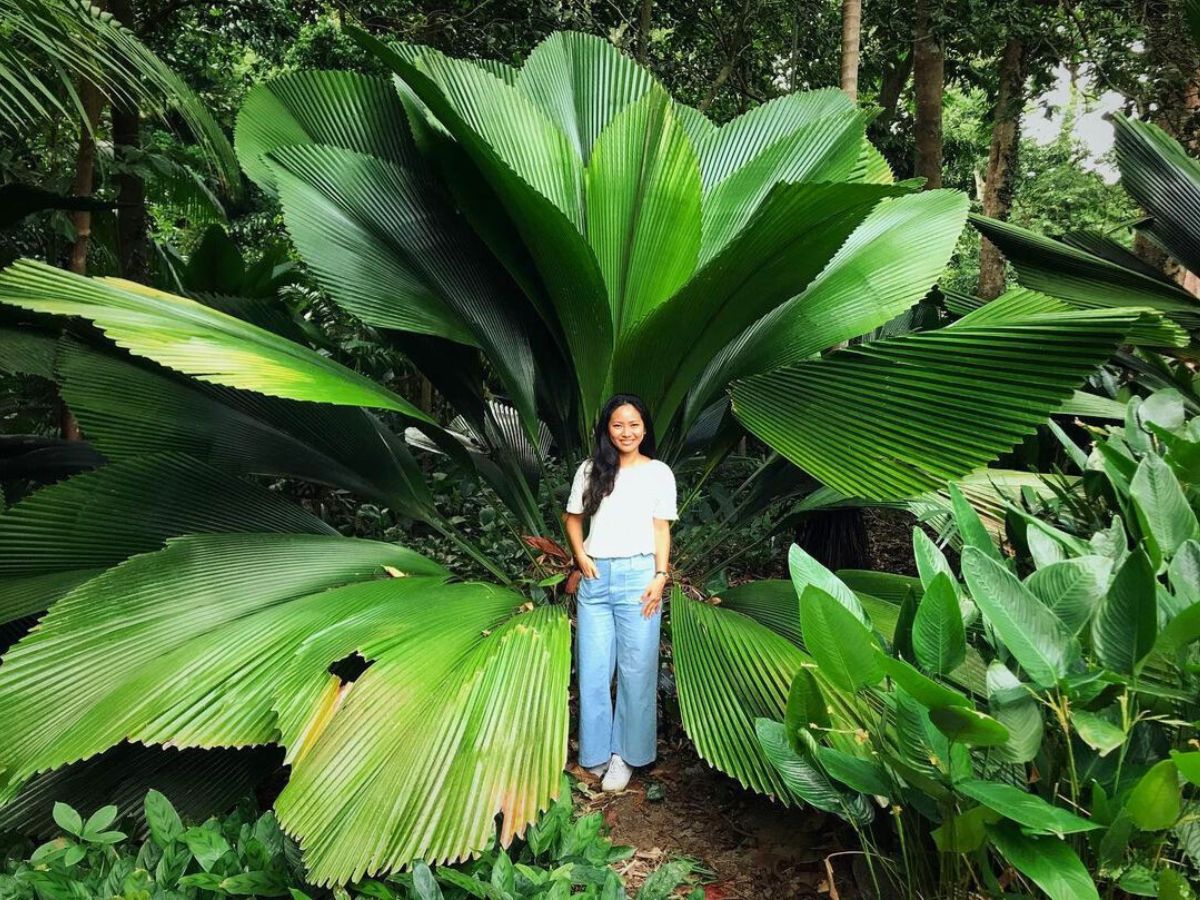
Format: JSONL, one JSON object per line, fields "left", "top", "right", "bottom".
{"left": 913, "top": 0, "right": 945, "bottom": 187}
{"left": 841, "top": 0, "right": 862, "bottom": 99}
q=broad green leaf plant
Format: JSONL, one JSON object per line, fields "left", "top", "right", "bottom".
{"left": 753, "top": 389, "right": 1200, "bottom": 898}
{"left": 1, "top": 781, "right": 693, "bottom": 899}
{"left": 0, "top": 31, "right": 1179, "bottom": 886}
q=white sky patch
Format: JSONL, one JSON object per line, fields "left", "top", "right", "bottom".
{"left": 1025, "top": 65, "right": 1127, "bottom": 182}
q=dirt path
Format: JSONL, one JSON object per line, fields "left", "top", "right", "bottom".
{"left": 570, "top": 735, "right": 865, "bottom": 899}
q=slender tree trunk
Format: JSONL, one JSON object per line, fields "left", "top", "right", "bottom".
{"left": 698, "top": 62, "right": 733, "bottom": 113}
{"left": 61, "top": 78, "right": 105, "bottom": 442}
{"left": 876, "top": 51, "right": 913, "bottom": 128}
{"left": 109, "top": 0, "right": 151, "bottom": 282}
{"left": 912, "top": 0, "right": 944, "bottom": 189}
{"left": 978, "top": 36, "right": 1026, "bottom": 300}
{"left": 112, "top": 103, "right": 150, "bottom": 281}
{"left": 638, "top": 0, "right": 653, "bottom": 62}
{"left": 68, "top": 86, "right": 104, "bottom": 277}
{"left": 840, "top": 0, "right": 862, "bottom": 100}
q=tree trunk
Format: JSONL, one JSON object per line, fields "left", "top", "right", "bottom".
{"left": 638, "top": 0, "right": 653, "bottom": 62}
{"left": 109, "top": 0, "right": 151, "bottom": 282}
{"left": 978, "top": 36, "right": 1026, "bottom": 301}
{"left": 698, "top": 62, "right": 733, "bottom": 113}
{"left": 68, "top": 85, "right": 105, "bottom": 277}
{"left": 61, "top": 76, "right": 105, "bottom": 442}
{"left": 912, "top": 0, "right": 944, "bottom": 189}
{"left": 876, "top": 51, "right": 914, "bottom": 129}
{"left": 112, "top": 104, "right": 150, "bottom": 281}
{"left": 840, "top": 0, "right": 862, "bottom": 100}
{"left": 794, "top": 507, "right": 871, "bottom": 572}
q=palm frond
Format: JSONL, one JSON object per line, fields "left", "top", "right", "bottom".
{"left": 970, "top": 214, "right": 1200, "bottom": 332}
{"left": 586, "top": 88, "right": 701, "bottom": 335}
{"left": 0, "top": 744, "right": 281, "bottom": 839}
{"left": 514, "top": 31, "right": 658, "bottom": 165}
{"left": 689, "top": 189, "right": 969, "bottom": 423}
{"left": 53, "top": 339, "right": 438, "bottom": 518}
{"left": 1111, "top": 113, "right": 1200, "bottom": 275}
{"left": 948, "top": 286, "right": 1185, "bottom": 348}
{"left": 731, "top": 309, "right": 1154, "bottom": 499}
{"left": 617, "top": 181, "right": 907, "bottom": 430}
{"left": 358, "top": 34, "right": 613, "bottom": 428}
{"left": 0, "top": 534, "right": 568, "bottom": 884}
{"left": 671, "top": 591, "right": 805, "bottom": 802}
{"left": 0, "top": 452, "right": 333, "bottom": 623}
{"left": 0, "top": 0, "right": 239, "bottom": 190}
{"left": 0, "top": 261, "right": 433, "bottom": 420}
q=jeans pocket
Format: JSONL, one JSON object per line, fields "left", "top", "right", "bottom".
{"left": 578, "top": 562, "right": 604, "bottom": 603}
{"left": 637, "top": 555, "right": 656, "bottom": 578}
{"left": 618, "top": 557, "right": 653, "bottom": 603}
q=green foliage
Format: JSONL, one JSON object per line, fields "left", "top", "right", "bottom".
{"left": 756, "top": 389, "right": 1200, "bottom": 897}
{"left": 0, "top": 0, "right": 239, "bottom": 189}
{"left": 0, "top": 781, "right": 691, "bottom": 900}
{"left": 218, "top": 25, "right": 1153, "bottom": 516}
{"left": 0, "top": 16, "right": 1185, "bottom": 894}
{"left": 1, "top": 790, "right": 302, "bottom": 899}
{"left": 973, "top": 111, "right": 1200, "bottom": 359}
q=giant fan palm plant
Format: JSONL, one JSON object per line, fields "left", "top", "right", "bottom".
{"left": 0, "top": 32, "right": 1173, "bottom": 885}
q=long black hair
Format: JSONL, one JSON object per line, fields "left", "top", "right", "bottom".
{"left": 580, "top": 393, "right": 657, "bottom": 517}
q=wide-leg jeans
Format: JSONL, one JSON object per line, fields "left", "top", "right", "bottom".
{"left": 576, "top": 553, "right": 661, "bottom": 768}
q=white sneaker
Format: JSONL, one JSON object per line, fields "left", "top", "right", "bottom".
{"left": 601, "top": 754, "right": 633, "bottom": 792}
{"left": 585, "top": 760, "right": 609, "bottom": 777}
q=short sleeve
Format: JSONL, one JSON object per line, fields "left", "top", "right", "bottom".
{"left": 566, "top": 461, "right": 589, "bottom": 514}
{"left": 652, "top": 462, "right": 677, "bottom": 520}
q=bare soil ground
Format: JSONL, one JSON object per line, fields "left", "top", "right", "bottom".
{"left": 569, "top": 734, "right": 868, "bottom": 899}
{"left": 862, "top": 507, "right": 921, "bottom": 577}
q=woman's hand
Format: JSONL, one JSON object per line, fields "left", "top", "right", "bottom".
{"left": 577, "top": 554, "right": 599, "bottom": 580}
{"left": 641, "top": 573, "right": 667, "bottom": 618}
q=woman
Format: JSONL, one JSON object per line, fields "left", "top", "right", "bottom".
{"left": 564, "top": 393, "right": 677, "bottom": 792}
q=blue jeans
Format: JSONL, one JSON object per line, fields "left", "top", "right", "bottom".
{"left": 577, "top": 553, "right": 661, "bottom": 768}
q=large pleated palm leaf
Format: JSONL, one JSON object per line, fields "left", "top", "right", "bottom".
{"left": 230, "top": 30, "right": 1165, "bottom": 494}
{"left": 0, "top": 32, "right": 1173, "bottom": 886}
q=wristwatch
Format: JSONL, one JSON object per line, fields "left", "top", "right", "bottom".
{"left": 654, "top": 570, "right": 669, "bottom": 579}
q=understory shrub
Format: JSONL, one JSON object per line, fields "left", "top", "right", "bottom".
{"left": 756, "top": 389, "right": 1200, "bottom": 899}
{"left": 0, "top": 779, "right": 697, "bottom": 900}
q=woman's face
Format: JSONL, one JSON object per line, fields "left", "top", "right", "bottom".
{"left": 607, "top": 404, "right": 645, "bottom": 453}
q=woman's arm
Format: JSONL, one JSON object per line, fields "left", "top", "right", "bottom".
{"left": 565, "top": 513, "right": 597, "bottom": 578}
{"left": 641, "top": 518, "right": 672, "bottom": 617}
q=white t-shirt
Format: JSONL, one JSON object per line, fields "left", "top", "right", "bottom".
{"left": 566, "top": 458, "right": 677, "bottom": 558}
